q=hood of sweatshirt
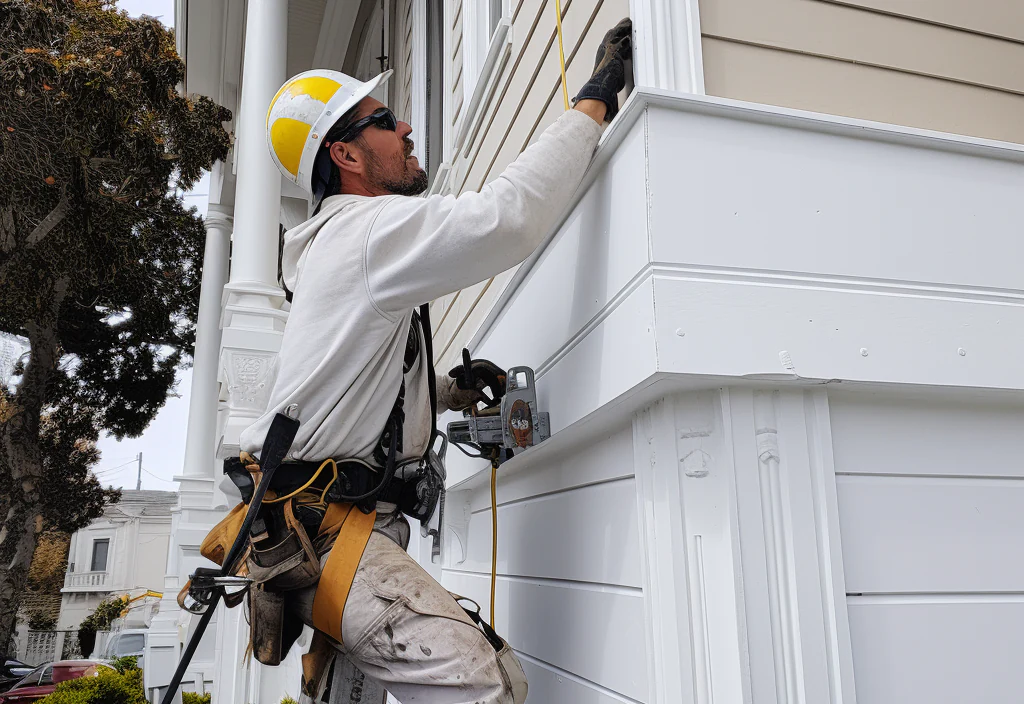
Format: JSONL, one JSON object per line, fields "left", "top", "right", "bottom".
{"left": 279, "top": 194, "right": 378, "bottom": 292}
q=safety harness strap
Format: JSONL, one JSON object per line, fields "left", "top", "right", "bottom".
{"left": 311, "top": 502, "right": 377, "bottom": 645}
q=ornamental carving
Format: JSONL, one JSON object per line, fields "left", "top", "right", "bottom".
{"left": 223, "top": 352, "right": 277, "bottom": 413}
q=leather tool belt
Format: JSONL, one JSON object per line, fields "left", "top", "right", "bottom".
{"left": 199, "top": 458, "right": 381, "bottom": 668}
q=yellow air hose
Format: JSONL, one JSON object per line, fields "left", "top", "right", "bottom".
{"left": 484, "top": 1, "right": 572, "bottom": 633}
{"left": 555, "top": 0, "right": 571, "bottom": 110}
{"left": 488, "top": 0, "right": 572, "bottom": 633}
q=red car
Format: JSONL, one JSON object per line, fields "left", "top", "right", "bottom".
{"left": 0, "top": 660, "right": 107, "bottom": 703}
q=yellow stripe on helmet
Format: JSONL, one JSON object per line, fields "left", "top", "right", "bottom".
{"left": 269, "top": 117, "right": 313, "bottom": 177}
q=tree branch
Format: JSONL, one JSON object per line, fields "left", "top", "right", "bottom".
{"left": 25, "top": 196, "right": 69, "bottom": 248}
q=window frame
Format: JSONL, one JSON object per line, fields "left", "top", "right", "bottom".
{"left": 90, "top": 537, "right": 110, "bottom": 572}
{"left": 461, "top": 0, "right": 508, "bottom": 104}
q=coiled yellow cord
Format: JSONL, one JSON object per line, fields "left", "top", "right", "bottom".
{"left": 262, "top": 458, "right": 338, "bottom": 505}
{"left": 554, "top": 0, "right": 570, "bottom": 110}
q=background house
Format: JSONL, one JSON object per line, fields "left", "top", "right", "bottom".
{"left": 154, "top": 1, "right": 1024, "bottom": 703}
{"left": 57, "top": 490, "right": 177, "bottom": 632}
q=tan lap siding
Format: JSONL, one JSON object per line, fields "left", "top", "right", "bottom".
{"left": 699, "top": 0, "right": 1024, "bottom": 144}
{"left": 433, "top": 0, "right": 631, "bottom": 372}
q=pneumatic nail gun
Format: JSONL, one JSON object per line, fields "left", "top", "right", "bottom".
{"left": 446, "top": 349, "right": 551, "bottom": 464}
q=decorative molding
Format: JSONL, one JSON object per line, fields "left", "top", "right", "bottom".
{"left": 221, "top": 351, "right": 278, "bottom": 416}
{"left": 632, "top": 400, "right": 695, "bottom": 704}
{"left": 629, "top": 0, "right": 705, "bottom": 93}
{"left": 443, "top": 490, "right": 472, "bottom": 566}
{"left": 753, "top": 390, "right": 799, "bottom": 703}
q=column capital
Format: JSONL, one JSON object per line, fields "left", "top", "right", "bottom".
{"left": 204, "top": 205, "right": 234, "bottom": 231}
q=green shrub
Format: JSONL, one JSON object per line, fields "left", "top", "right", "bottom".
{"left": 108, "top": 656, "right": 138, "bottom": 675}
{"left": 36, "top": 665, "right": 145, "bottom": 704}
{"left": 182, "top": 694, "right": 212, "bottom": 704}
{"left": 281, "top": 698, "right": 299, "bottom": 704}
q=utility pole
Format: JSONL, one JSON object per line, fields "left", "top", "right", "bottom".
{"left": 136, "top": 452, "right": 142, "bottom": 491}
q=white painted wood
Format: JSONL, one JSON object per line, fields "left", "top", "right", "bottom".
{"left": 848, "top": 600, "right": 1024, "bottom": 704}
{"left": 629, "top": 0, "right": 705, "bottom": 93}
{"left": 519, "top": 656, "right": 644, "bottom": 704}
{"left": 643, "top": 104, "right": 1024, "bottom": 290}
{"left": 458, "top": 477, "right": 643, "bottom": 587}
{"left": 837, "top": 475, "right": 1024, "bottom": 594}
{"left": 441, "top": 571, "right": 650, "bottom": 702}
{"left": 652, "top": 274, "right": 1024, "bottom": 390}
{"left": 829, "top": 392, "right": 1024, "bottom": 478}
{"left": 632, "top": 400, "right": 696, "bottom": 704}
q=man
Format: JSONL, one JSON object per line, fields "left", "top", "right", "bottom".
{"left": 243, "top": 18, "right": 632, "bottom": 704}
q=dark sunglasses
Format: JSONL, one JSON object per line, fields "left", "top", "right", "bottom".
{"left": 331, "top": 107, "right": 398, "bottom": 143}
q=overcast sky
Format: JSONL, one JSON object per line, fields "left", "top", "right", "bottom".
{"left": 95, "top": 0, "right": 206, "bottom": 492}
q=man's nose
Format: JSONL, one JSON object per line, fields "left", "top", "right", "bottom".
{"left": 397, "top": 121, "right": 413, "bottom": 139}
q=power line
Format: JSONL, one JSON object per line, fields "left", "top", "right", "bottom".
{"left": 140, "top": 466, "right": 176, "bottom": 484}
{"left": 93, "top": 458, "right": 138, "bottom": 475}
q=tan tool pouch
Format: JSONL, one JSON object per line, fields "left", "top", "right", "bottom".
{"left": 247, "top": 498, "right": 321, "bottom": 592}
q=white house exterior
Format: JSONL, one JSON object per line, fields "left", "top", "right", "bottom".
{"left": 150, "top": 1, "right": 1024, "bottom": 703}
{"left": 58, "top": 490, "right": 177, "bottom": 631}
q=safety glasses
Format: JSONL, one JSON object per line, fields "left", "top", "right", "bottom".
{"left": 333, "top": 107, "right": 399, "bottom": 143}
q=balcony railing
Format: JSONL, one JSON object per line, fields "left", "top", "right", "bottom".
{"left": 63, "top": 571, "right": 109, "bottom": 589}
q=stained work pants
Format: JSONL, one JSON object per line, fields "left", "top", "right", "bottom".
{"left": 290, "top": 504, "right": 526, "bottom": 703}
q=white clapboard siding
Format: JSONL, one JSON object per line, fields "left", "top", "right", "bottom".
{"left": 829, "top": 393, "right": 1024, "bottom": 479}
{"left": 830, "top": 390, "right": 1024, "bottom": 704}
{"left": 847, "top": 600, "right": 1024, "bottom": 704}
{"left": 837, "top": 475, "right": 1024, "bottom": 594}
{"left": 438, "top": 422, "right": 648, "bottom": 702}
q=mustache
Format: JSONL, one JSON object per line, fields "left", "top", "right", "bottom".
{"left": 404, "top": 138, "right": 415, "bottom": 158}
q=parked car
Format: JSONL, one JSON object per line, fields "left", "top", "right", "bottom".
{"left": 0, "top": 660, "right": 34, "bottom": 694}
{"left": 96, "top": 628, "right": 146, "bottom": 668}
{"left": 0, "top": 660, "right": 108, "bottom": 703}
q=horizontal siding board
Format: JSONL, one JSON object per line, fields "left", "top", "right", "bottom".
{"left": 519, "top": 656, "right": 642, "bottom": 704}
{"left": 702, "top": 38, "right": 1024, "bottom": 144}
{"left": 823, "top": 0, "right": 1024, "bottom": 43}
{"left": 848, "top": 601, "right": 1024, "bottom": 703}
{"left": 468, "top": 423, "right": 635, "bottom": 510}
{"left": 829, "top": 394, "right": 1024, "bottom": 478}
{"left": 699, "top": 0, "right": 1024, "bottom": 95}
{"left": 440, "top": 571, "right": 649, "bottom": 702}
{"left": 451, "top": 0, "right": 552, "bottom": 193}
{"left": 460, "top": 478, "right": 643, "bottom": 587}
{"left": 837, "top": 474, "right": 1024, "bottom": 593}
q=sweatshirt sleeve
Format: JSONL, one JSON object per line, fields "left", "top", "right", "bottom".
{"left": 364, "top": 109, "right": 603, "bottom": 316}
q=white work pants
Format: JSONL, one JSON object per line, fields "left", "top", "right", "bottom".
{"left": 291, "top": 504, "right": 526, "bottom": 703}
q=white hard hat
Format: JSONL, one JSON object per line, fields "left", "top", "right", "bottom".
{"left": 266, "top": 69, "right": 393, "bottom": 201}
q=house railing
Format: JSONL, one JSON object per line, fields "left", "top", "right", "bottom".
{"left": 63, "top": 571, "right": 109, "bottom": 589}
{"left": 17, "top": 630, "right": 80, "bottom": 666}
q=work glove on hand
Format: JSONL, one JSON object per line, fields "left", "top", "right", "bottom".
{"left": 573, "top": 17, "right": 632, "bottom": 122}
{"left": 438, "top": 358, "right": 507, "bottom": 411}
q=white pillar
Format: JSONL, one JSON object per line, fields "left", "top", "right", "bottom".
{"left": 182, "top": 205, "right": 232, "bottom": 481}
{"left": 144, "top": 205, "right": 235, "bottom": 704}
{"left": 218, "top": 0, "right": 290, "bottom": 459}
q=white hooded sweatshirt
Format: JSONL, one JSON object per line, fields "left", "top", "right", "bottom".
{"left": 239, "top": 109, "right": 603, "bottom": 465}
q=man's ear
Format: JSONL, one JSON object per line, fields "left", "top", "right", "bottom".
{"left": 329, "top": 141, "right": 363, "bottom": 177}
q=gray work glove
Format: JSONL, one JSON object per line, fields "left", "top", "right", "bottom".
{"left": 437, "top": 358, "right": 507, "bottom": 412}
{"left": 572, "top": 17, "right": 632, "bottom": 122}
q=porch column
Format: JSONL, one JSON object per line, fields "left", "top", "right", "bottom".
{"left": 181, "top": 205, "right": 232, "bottom": 482}
{"left": 218, "top": 0, "right": 290, "bottom": 459}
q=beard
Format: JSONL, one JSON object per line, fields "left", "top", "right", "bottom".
{"left": 365, "top": 139, "right": 429, "bottom": 196}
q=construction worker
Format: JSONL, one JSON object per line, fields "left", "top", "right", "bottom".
{"left": 242, "top": 17, "right": 633, "bottom": 704}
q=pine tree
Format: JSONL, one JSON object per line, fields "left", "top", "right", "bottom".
{"left": 0, "top": 0, "right": 231, "bottom": 645}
